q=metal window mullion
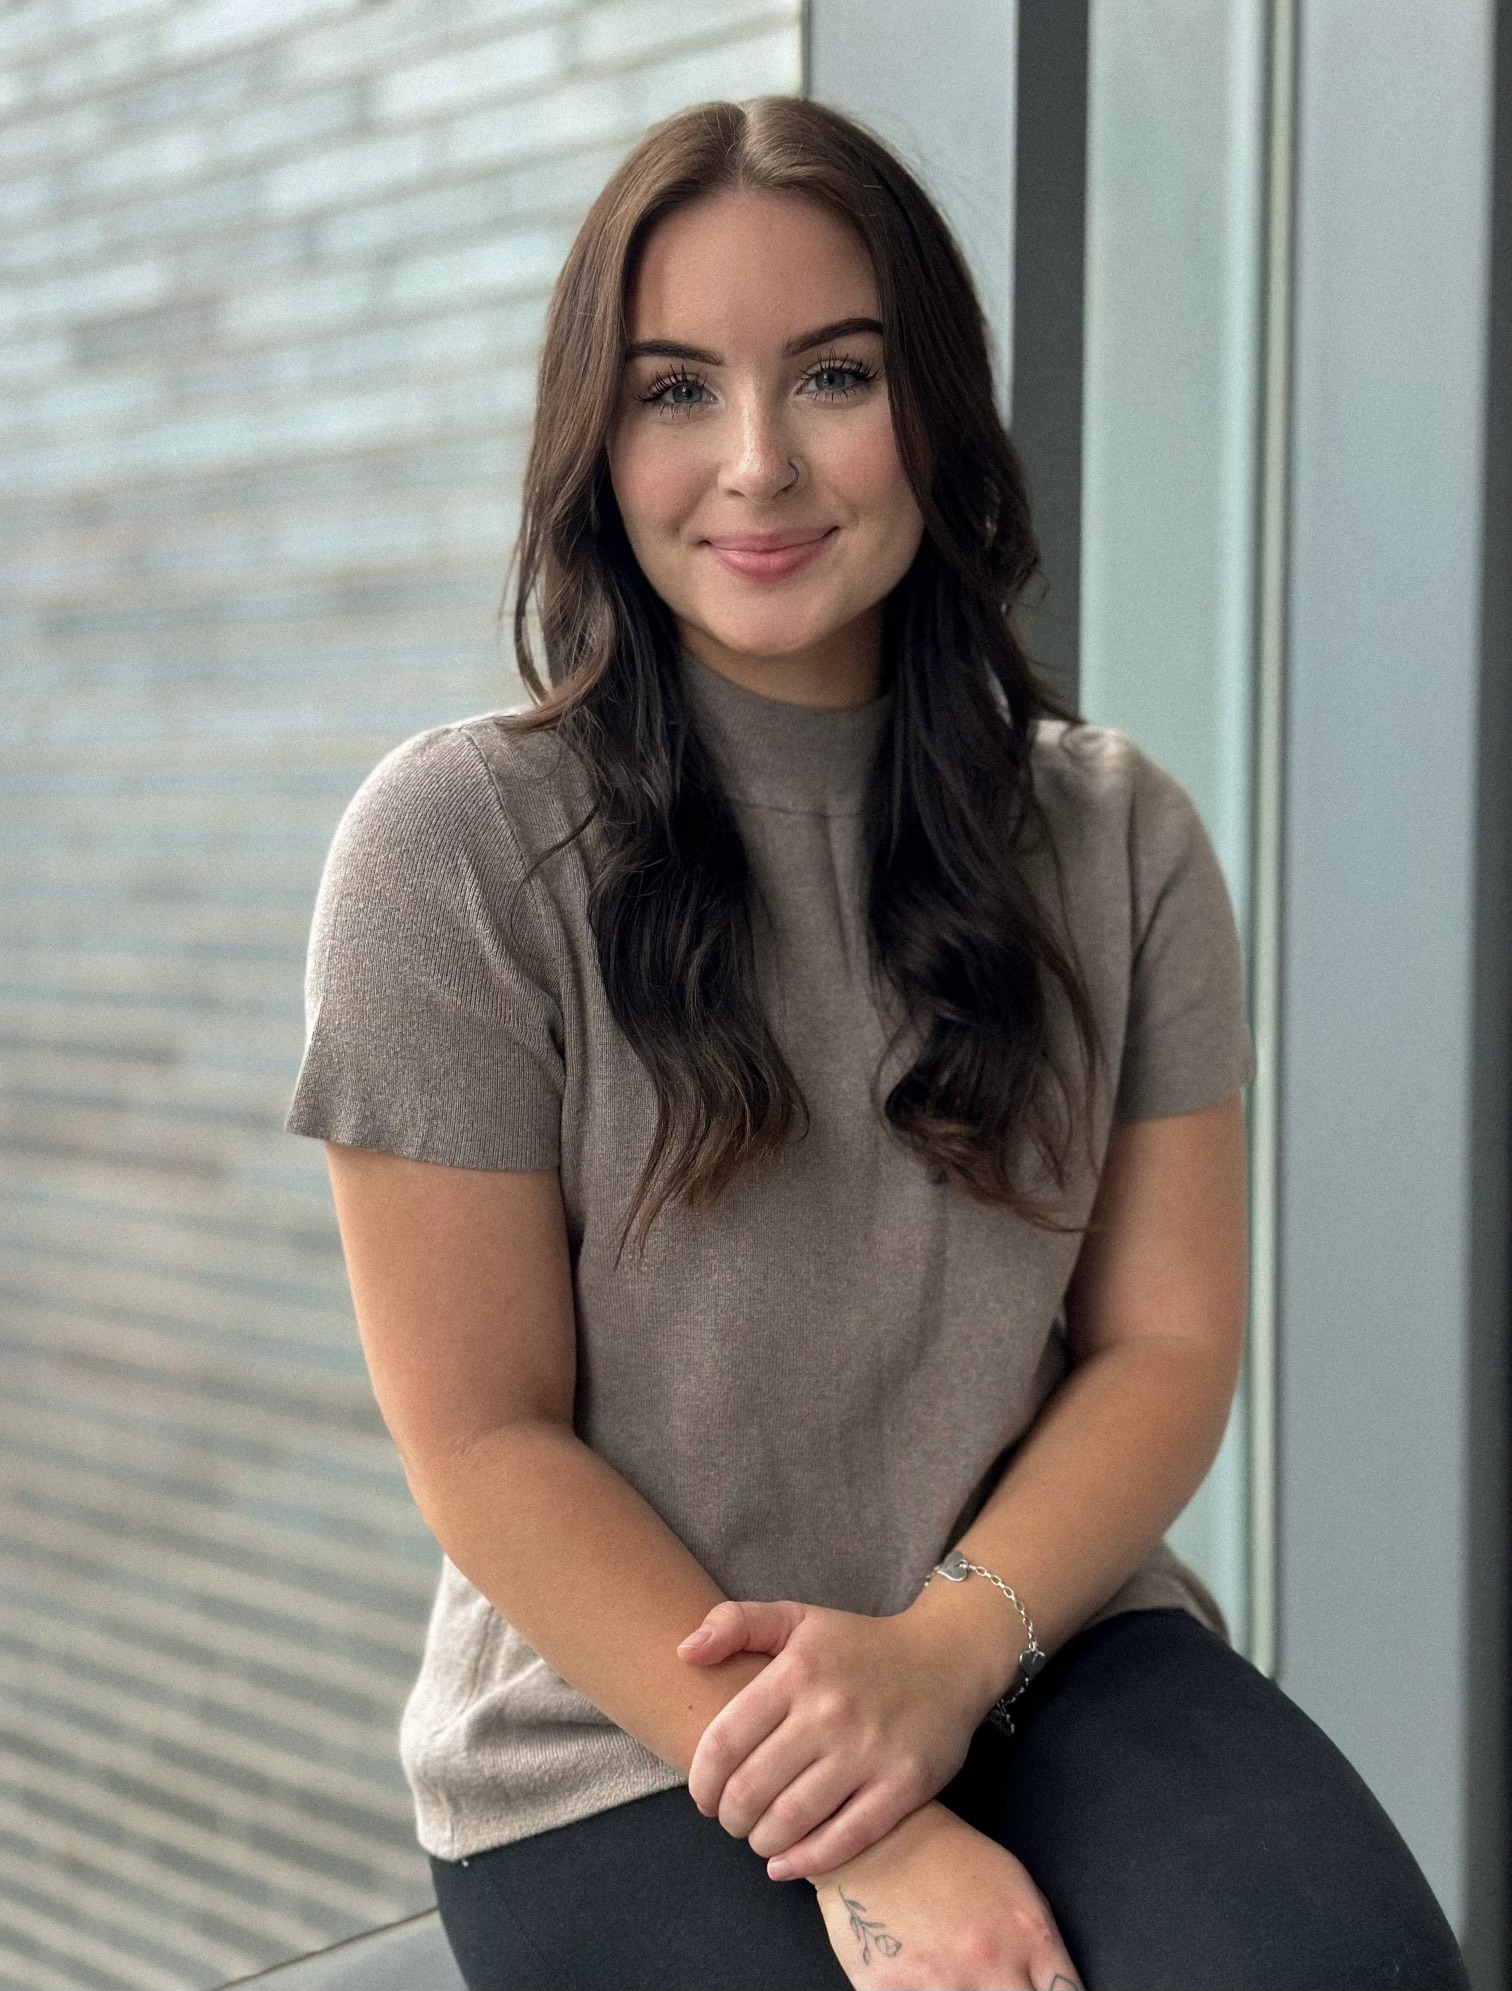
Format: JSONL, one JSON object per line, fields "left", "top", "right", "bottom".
{"left": 1245, "top": 0, "right": 1298, "bottom": 1681}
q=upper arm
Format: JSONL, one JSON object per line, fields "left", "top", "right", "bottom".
{"left": 287, "top": 725, "right": 566, "bottom": 1173}
{"left": 1111, "top": 744, "right": 1256, "bottom": 1124}
{"left": 286, "top": 728, "right": 576, "bottom": 1471}
{"left": 1061, "top": 738, "right": 1252, "bottom": 1374}
{"left": 1063, "top": 1093, "right": 1247, "bottom": 1379}
{"left": 324, "top": 1146, "right": 576, "bottom": 1474}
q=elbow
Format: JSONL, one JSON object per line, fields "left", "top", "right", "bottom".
{"left": 396, "top": 1411, "right": 576, "bottom": 1524}
{"left": 1193, "top": 1332, "right": 1245, "bottom": 1473}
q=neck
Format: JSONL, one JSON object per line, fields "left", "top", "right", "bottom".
{"left": 675, "top": 607, "right": 885, "bottom": 710}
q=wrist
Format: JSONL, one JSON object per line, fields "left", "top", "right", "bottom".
{"left": 809, "top": 1797, "right": 954, "bottom": 1901}
{"left": 899, "top": 1569, "right": 1021, "bottom": 1722}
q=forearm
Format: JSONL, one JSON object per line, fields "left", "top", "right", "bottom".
{"left": 797, "top": 1338, "right": 1235, "bottom": 1899}
{"left": 681, "top": 1107, "right": 1247, "bottom": 1902}
{"left": 405, "top": 1420, "right": 766, "bottom": 1775}
{"left": 905, "top": 1336, "right": 1239, "bottom": 1713}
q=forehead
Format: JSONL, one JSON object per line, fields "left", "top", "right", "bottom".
{"left": 626, "top": 188, "right": 878, "bottom": 348}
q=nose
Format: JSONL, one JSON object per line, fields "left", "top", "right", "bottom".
{"left": 718, "top": 389, "right": 800, "bottom": 502}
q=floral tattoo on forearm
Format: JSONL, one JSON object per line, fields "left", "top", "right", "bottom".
{"left": 838, "top": 1889, "right": 903, "bottom": 1967}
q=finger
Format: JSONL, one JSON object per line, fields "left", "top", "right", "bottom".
{"left": 676, "top": 1600, "right": 747, "bottom": 1664}
{"left": 744, "top": 1753, "right": 862, "bottom": 1861}
{"left": 714, "top": 1720, "right": 829, "bottom": 1841}
{"left": 685, "top": 1673, "right": 790, "bottom": 1814}
{"left": 677, "top": 1599, "right": 802, "bottom": 1666}
{"left": 1019, "top": 1899, "right": 1081, "bottom": 1991}
{"left": 763, "top": 1776, "right": 908, "bottom": 1881}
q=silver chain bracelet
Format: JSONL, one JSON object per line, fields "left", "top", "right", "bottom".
{"left": 922, "top": 1548, "right": 1048, "bottom": 1736}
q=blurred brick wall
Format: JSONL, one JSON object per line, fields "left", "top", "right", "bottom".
{"left": 0, "top": 5, "right": 800, "bottom": 1986}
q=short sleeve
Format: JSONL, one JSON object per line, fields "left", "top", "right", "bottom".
{"left": 285, "top": 725, "right": 564, "bottom": 1169}
{"left": 1114, "top": 749, "right": 1257, "bottom": 1122}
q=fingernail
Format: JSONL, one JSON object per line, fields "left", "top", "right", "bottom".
{"left": 678, "top": 1628, "right": 711, "bottom": 1650}
{"left": 767, "top": 1859, "right": 793, "bottom": 1880}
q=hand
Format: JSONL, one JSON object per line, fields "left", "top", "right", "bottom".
{"left": 676, "top": 1597, "right": 992, "bottom": 1878}
{"left": 813, "top": 1801, "right": 1082, "bottom": 1991}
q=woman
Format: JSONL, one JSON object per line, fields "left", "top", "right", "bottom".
{"left": 288, "top": 97, "right": 1467, "bottom": 1991}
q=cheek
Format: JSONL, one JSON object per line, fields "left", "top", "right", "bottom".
{"left": 828, "top": 412, "right": 924, "bottom": 553}
{"left": 608, "top": 421, "right": 705, "bottom": 554}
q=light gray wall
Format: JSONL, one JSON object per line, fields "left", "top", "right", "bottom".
{"left": 1079, "top": 0, "right": 1264, "bottom": 900}
{"left": 1280, "top": 0, "right": 1499, "bottom": 1956}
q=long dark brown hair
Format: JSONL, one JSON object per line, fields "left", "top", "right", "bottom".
{"left": 506, "top": 95, "right": 1100, "bottom": 1255}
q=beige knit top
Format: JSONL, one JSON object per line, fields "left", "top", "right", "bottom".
{"left": 287, "top": 649, "right": 1255, "bottom": 1861}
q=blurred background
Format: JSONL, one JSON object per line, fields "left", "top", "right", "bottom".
{"left": 0, "top": 1, "right": 1506, "bottom": 1986}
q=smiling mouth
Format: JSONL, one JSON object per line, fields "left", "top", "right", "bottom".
{"left": 703, "top": 528, "right": 837, "bottom": 581}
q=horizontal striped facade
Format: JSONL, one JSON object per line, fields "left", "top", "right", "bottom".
{"left": 0, "top": 4, "right": 802, "bottom": 1986}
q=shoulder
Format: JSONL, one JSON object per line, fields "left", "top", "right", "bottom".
{"left": 1030, "top": 717, "right": 1187, "bottom": 820}
{"left": 290, "top": 718, "right": 574, "bottom": 1167}
{"left": 1030, "top": 720, "right": 1253, "bottom": 1117}
{"left": 328, "top": 710, "right": 593, "bottom": 885}
{"left": 1029, "top": 718, "right": 1204, "bottom": 865}
{"left": 1027, "top": 718, "right": 1234, "bottom": 947}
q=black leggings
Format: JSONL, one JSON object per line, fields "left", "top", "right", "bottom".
{"left": 430, "top": 1609, "right": 1468, "bottom": 1991}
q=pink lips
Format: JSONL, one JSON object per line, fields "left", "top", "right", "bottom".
{"left": 703, "top": 527, "right": 837, "bottom": 582}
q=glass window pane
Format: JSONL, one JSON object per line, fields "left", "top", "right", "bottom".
{"left": 1078, "top": 0, "right": 1270, "bottom": 1646}
{"left": 0, "top": 9, "right": 801, "bottom": 1984}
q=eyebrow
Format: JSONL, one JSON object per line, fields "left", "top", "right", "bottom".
{"left": 623, "top": 317, "right": 884, "bottom": 365}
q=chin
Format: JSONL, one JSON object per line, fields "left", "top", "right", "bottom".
{"left": 693, "top": 597, "right": 846, "bottom": 662}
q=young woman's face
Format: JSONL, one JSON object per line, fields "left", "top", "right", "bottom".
{"left": 608, "top": 188, "right": 925, "bottom": 701}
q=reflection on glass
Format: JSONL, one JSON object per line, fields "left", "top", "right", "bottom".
{"left": 0, "top": 3, "right": 801, "bottom": 1983}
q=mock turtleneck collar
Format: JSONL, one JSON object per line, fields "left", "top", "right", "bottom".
{"left": 677, "top": 648, "right": 892, "bottom": 816}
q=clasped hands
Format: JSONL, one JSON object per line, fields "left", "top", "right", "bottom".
{"left": 676, "top": 1594, "right": 993, "bottom": 1882}
{"left": 677, "top": 1595, "right": 1086, "bottom": 1991}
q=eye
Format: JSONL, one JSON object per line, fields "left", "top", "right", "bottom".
{"left": 799, "top": 354, "right": 879, "bottom": 401}
{"left": 638, "top": 366, "right": 714, "bottom": 414}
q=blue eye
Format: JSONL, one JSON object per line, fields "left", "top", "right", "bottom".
{"left": 801, "top": 356, "right": 879, "bottom": 400}
{"left": 640, "top": 367, "right": 711, "bottom": 412}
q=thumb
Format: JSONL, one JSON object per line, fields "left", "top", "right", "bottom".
{"left": 676, "top": 1598, "right": 804, "bottom": 1665}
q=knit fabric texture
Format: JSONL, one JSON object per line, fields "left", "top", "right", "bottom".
{"left": 287, "top": 648, "right": 1256, "bottom": 1860}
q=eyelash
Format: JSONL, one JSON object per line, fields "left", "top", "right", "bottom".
{"left": 803, "top": 353, "right": 879, "bottom": 399}
{"left": 637, "top": 353, "right": 879, "bottom": 413}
